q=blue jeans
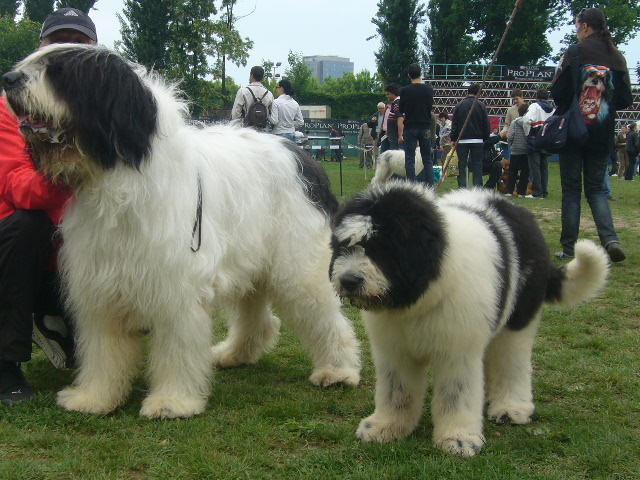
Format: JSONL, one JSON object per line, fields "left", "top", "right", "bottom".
{"left": 456, "top": 143, "right": 484, "bottom": 188}
{"left": 276, "top": 133, "right": 295, "bottom": 142}
{"left": 559, "top": 147, "right": 619, "bottom": 255}
{"left": 404, "top": 127, "right": 433, "bottom": 185}
{"left": 528, "top": 151, "right": 549, "bottom": 197}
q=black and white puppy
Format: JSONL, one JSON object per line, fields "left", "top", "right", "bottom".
{"left": 330, "top": 181, "right": 609, "bottom": 456}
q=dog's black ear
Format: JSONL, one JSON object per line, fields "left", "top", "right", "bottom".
{"left": 366, "top": 188, "right": 446, "bottom": 308}
{"left": 45, "top": 46, "right": 157, "bottom": 170}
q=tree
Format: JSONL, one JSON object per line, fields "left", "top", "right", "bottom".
{"left": 166, "top": 0, "right": 217, "bottom": 99}
{"left": 284, "top": 50, "right": 317, "bottom": 99}
{"left": 469, "top": 0, "right": 555, "bottom": 65}
{"left": 209, "top": 0, "right": 253, "bottom": 95}
{"left": 55, "top": 0, "right": 97, "bottom": 12}
{"left": 425, "top": 0, "right": 476, "bottom": 64}
{"left": 554, "top": 0, "right": 640, "bottom": 47}
{"left": 0, "top": 16, "right": 40, "bottom": 75}
{"left": 23, "top": 0, "right": 53, "bottom": 23}
{"left": 0, "top": 0, "right": 19, "bottom": 18}
{"left": 118, "top": 0, "right": 172, "bottom": 72}
{"left": 372, "top": 0, "right": 425, "bottom": 86}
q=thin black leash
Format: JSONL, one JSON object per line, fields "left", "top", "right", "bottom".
{"left": 190, "top": 173, "right": 203, "bottom": 252}
{"left": 438, "top": 0, "right": 523, "bottom": 188}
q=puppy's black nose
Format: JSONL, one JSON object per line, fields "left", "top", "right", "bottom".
{"left": 340, "top": 274, "right": 363, "bottom": 292}
{"left": 3, "top": 71, "right": 26, "bottom": 89}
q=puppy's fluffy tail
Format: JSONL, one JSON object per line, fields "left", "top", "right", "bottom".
{"left": 546, "top": 239, "right": 609, "bottom": 306}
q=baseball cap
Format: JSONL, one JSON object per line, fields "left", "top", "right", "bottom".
{"left": 40, "top": 8, "right": 97, "bottom": 42}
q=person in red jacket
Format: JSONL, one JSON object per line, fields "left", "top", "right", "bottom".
{"left": 0, "top": 8, "right": 97, "bottom": 404}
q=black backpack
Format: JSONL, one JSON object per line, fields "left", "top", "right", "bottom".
{"left": 244, "top": 87, "right": 269, "bottom": 129}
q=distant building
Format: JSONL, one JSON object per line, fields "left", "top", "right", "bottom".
{"left": 303, "top": 55, "right": 354, "bottom": 84}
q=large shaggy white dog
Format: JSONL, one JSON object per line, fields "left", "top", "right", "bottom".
{"left": 330, "top": 181, "right": 608, "bottom": 456}
{"left": 371, "top": 149, "right": 423, "bottom": 184}
{"left": 3, "top": 44, "right": 360, "bottom": 418}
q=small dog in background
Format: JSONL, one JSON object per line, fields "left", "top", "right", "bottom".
{"left": 330, "top": 181, "right": 608, "bottom": 456}
{"left": 371, "top": 149, "right": 423, "bottom": 184}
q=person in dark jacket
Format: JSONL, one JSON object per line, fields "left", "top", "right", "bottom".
{"left": 398, "top": 63, "right": 434, "bottom": 185}
{"left": 550, "top": 7, "right": 632, "bottom": 262}
{"left": 624, "top": 122, "right": 639, "bottom": 181}
{"left": 450, "top": 83, "right": 491, "bottom": 188}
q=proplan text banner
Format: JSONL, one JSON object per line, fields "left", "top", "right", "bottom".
{"left": 505, "top": 66, "right": 556, "bottom": 81}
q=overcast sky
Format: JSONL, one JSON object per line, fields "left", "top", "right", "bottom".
{"left": 90, "top": 0, "right": 640, "bottom": 84}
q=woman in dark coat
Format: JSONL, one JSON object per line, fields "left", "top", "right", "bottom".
{"left": 551, "top": 8, "right": 632, "bottom": 262}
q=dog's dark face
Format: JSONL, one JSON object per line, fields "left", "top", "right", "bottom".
{"left": 2, "top": 44, "right": 157, "bottom": 186}
{"left": 330, "top": 182, "right": 446, "bottom": 310}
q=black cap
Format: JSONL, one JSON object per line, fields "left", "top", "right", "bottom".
{"left": 40, "top": 8, "right": 97, "bottom": 42}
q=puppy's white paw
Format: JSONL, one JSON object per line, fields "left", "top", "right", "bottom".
{"left": 487, "top": 401, "right": 534, "bottom": 425}
{"left": 434, "top": 432, "right": 485, "bottom": 457}
{"left": 309, "top": 367, "right": 360, "bottom": 387}
{"left": 139, "top": 394, "right": 206, "bottom": 419}
{"left": 57, "top": 387, "right": 117, "bottom": 415}
{"left": 211, "top": 342, "right": 253, "bottom": 368}
{"left": 355, "top": 414, "right": 413, "bottom": 442}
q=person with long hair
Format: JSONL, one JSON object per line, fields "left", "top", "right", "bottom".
{"left": 550, "top": 7, "right": 632, "bottom": 262}
{"left": 269, "top": 78, "right": 304, "bottom": 141}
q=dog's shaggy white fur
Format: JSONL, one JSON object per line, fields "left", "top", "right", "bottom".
{"left": 330, "top": 182, "right": 608, "bottom": 456}
{"left": 371, "top": 149, "right": 423, "bottom": 183}
{"left": 5, "top": 44, "right": 360, "bottom": 418}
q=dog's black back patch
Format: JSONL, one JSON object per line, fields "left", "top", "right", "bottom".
{"left": 285, "top": 141, "right": 339, "bottom": 217}
{"left": 488, "top": 197, "right": 559, "bottom": 330}
{"left": 44, "top": 46, "right": 157, "bottom": 170}
{"left": 333, "top": 184, "right": 446, "bottom": 308}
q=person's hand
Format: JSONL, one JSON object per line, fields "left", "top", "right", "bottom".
{"left": 399, "top": 134, "right": 404, "bottom": 144}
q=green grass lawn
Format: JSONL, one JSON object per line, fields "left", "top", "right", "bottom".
{"left": 1, "top": 160, "right": 639, "bottom": 480}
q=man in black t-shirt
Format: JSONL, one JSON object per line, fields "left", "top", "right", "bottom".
{"left": 398, "top": 64, "right": 434, "bottom": 185}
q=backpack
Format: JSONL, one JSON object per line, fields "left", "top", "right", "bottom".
{"left": 244, "top": 87, "right": 269, "bottom": 129}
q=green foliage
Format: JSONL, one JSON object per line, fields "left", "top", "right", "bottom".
{"left": 0, "top": 16, "right": 40, "bottom": 75}
{"left": 0, "top": 0, "right": 19, "bottom": 17}
{"left": 470, "top": 0, "right": 554, "bottom": 65}
{"left": 209, "top": 0, "right": 254, "bottom": 95}
{"left": 554, "top": 0, "right": 640, "bottom": 46}
{"left": 118, "top": 0, "right": 253, "bottom": 113}
{"left": 426, "top": 0, "right": 476, "bottom": 64}
{"left": 372, "top": 0, "right": 425, "bottom": 85}
{"left": 23, "top": 0, "right": 53, "bottom": 22}
{"left": 296, "top": 90, "right": 384, "bottom": 120}
{"left": 54, "top": 0, "right": 96, "bottom": 12}
{"left": 117, "top": 0, "right": 172, "bottom": 72}
{"left": 284, "top": 50, "right": 316, "bottom": 99}
{"left": 189, "top": 76, "right": 239, "bottom": 114}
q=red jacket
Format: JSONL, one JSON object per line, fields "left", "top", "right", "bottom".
{"left": 0, "top": 96, "right": 70, "bottom": 224}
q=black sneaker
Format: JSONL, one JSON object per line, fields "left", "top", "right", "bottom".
{"left": 605, "top": 242, "right": 626, "bottom": 263}
{"left": 32, "top": 314, "right": 75, "bottom": 369}
{"left": 0, "top": 361, "right": 34, "bottom": 405}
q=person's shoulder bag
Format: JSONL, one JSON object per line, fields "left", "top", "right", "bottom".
{"left": 533, "top": 46, "right": 588, "bottom": 153}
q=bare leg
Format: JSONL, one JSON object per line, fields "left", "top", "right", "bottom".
{"left": 485, "top": 313, "right": 541, "bottom": 425}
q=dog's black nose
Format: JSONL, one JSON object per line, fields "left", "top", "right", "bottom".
{"left": 340, "top": 274, "right": 363, "bottom": 292}
{"left": 3, "top": 71, "right": 26, "bottom": 89}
